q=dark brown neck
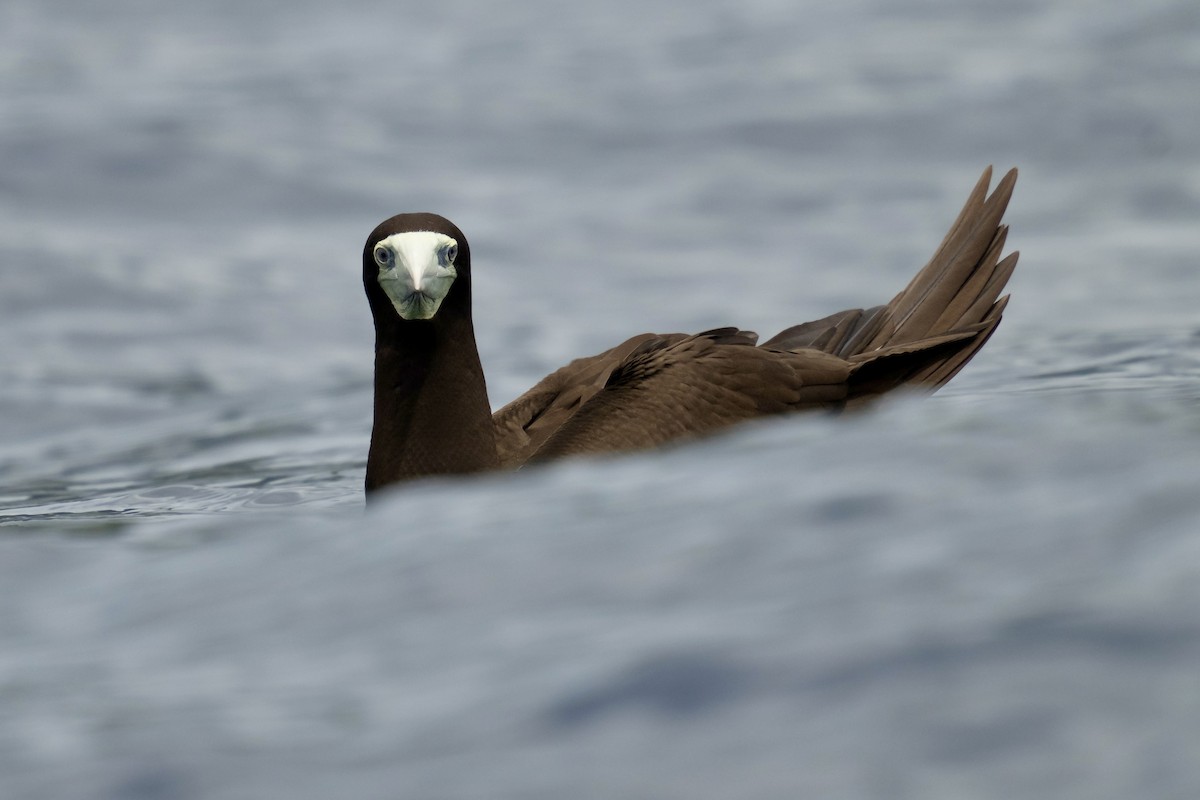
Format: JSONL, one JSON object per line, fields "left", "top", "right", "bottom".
{"left": 365, "top": 314, "right": 499, "bottom": 493}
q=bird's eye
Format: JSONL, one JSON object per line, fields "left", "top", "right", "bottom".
{"left": 374, "top": 246, "right": 391, "bottom": 267}
{"left": 445, "top": 244, "right": 458, "bottom": 264}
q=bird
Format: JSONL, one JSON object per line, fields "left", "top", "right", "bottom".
{"left": 362, "top": 167, "right": 1018, "bottom": 493}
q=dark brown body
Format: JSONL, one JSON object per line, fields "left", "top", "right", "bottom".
{"left": 365, "top": 168, "right": 1019, "bottom": 493}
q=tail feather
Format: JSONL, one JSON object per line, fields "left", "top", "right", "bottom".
{"left": 926, "top": 225, "right": 1009, "bottom": 333}
{"left": 835, "top": 167, "right": 1019, "bottom": 399}
{"left": 959, "top": 251, "right": 1017, "bottom": 329}
{"left": 914, "top": 293, "right": 1009, "bottom": 387}
{"left": 834, "top": 305, "right": 889, "bottom": 359}
{"left": 762, "top": 307, "right": 882, "bottom": 353}
{"left": 865, "top": 166, "right": 1018, "bottom": 350}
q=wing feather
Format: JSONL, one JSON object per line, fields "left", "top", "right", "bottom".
{"left": 490, "top": 167, "right": 1019, "bottom": 468}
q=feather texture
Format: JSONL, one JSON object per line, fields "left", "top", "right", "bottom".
{"left": 365, "top": 168, "right": 1020, "bottom": 490}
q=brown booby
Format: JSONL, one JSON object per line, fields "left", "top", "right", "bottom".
{"left": 363, "top": 167, "right": 1018, "bottom": 493}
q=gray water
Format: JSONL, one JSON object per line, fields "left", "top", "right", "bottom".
{"left": 3, "top": 1, "right": 1200, "bottom": 798}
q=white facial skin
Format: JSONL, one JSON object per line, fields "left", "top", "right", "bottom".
{"left": 373, "top": 231, "right": 459, "bottom": 320}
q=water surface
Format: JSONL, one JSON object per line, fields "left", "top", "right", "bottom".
{"left": 2, "top": 1, "right": 1199, "bottom": 798}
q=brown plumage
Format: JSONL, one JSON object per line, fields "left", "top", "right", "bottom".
{"left": 363, "top": 167, "right": 1018, "bottom": 492}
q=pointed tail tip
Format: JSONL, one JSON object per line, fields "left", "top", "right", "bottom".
{"left": 982, "top": 165, "right": 1019, "bottom": 185}
{"left": 985, "top": 166, "right": 1019, "bottom": 209}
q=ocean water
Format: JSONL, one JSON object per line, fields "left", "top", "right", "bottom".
{"left": 2, "top": 1, "right": 1200, "bottom": 798}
